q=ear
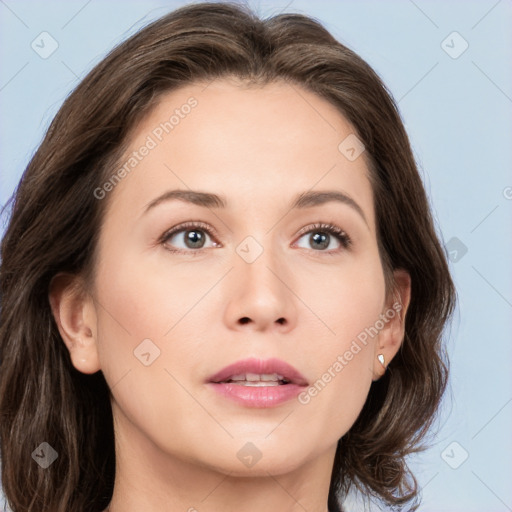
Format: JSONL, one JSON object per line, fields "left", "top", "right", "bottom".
{"left": 372, "top": 269, "right": 411, "bottom": 381}
{"left": 48, "top": 272, "right": 101, "bottom": 374}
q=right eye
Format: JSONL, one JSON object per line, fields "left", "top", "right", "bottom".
{"left": 160, "top": 221, "right": 221, "bottom": 255}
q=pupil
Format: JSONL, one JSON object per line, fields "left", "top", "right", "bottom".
{"left": 186, "top": 230, "right": 204, "bottom": 248}
{"left": 311, "top": 232, "right": 329, "bottom": 249}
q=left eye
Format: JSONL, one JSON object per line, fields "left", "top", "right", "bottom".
{"left": 294, "top": 223, "right": 351, "bottom": 252}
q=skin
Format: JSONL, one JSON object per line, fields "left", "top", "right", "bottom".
{"left": 50, "top": 78, "right": 411, "bottom": 512}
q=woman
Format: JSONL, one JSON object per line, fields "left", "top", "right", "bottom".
{"left": 0, "top": 2, "right": 456, "bottom": 511}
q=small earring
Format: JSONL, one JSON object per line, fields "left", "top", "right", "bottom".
{"left": 377, "top": 354, "right": 385, "bottom": 368}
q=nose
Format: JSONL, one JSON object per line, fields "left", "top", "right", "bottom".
{"left": 223, "top": 243, "right": 297, "bottom": 333}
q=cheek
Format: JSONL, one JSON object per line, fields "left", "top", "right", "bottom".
{"left": 292, "top": 252, "right": 385, "bottom": 431}
{"left": 294, "top": 248, "right": 386, "bottom": 346}
{"left": 93, "top": 251, "right": 208, "bottom": 447}
{"left": 95, "top": 248, "right": 212, "bottom": 341}
{"left": 92, "top": 249, "right": 169, "bottom": 389}
{"left": 93, "top": 246, "right": 221, "bottom": 403}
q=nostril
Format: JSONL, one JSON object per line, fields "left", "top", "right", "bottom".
{"left": 277, "top": 318, "right": 286, "bottom": 325}
{"left": 239, "top": 317, "right": 251, "bottom": 324}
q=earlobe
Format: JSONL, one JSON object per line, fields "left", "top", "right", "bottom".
{"left": 372, "top": 269, "right": 412, "bottom": 381}
{"left": 49, "top": 273, "right": 101, "bottom": 374}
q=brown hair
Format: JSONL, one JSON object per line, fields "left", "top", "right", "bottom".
{"left": 0, "top": 2, "right": 456, "bottom": 511}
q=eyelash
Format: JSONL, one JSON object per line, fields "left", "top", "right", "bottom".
{"left": 159, "top": 221, "right": 352, "bottom": 256}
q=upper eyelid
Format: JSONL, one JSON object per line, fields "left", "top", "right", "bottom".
{"left": 295, "top": 222, "right": 349, "bottom": 237}
{"left": 160, "top": 221, "right": 220, "bottom": 243}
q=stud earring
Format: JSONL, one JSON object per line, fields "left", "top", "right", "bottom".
{"left": 377, "top": 354, "right": 385, "bottom": 368}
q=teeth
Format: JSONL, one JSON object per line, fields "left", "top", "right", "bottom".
{"left": 223, "top": 373, "right": 287, "bottom": 384}
{"left": 261, "top": 373, "right": 282, "bottom": 381}
{"left": 237, "top": 381, "right": 280, "bottom": 387}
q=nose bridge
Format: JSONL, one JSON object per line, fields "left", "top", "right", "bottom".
{"left": 223, "top": 233, "right": 297, "bottom": 331}
{"left": 237, "top": 233, "right": 287, "bottom": 301}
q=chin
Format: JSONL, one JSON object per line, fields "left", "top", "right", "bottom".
{"left": 193, "top": 439, "right": 315, "bottom": 477}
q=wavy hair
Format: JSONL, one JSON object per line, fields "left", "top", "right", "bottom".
{"left": 0, "top": 2, "right": 456, "bottom": 511}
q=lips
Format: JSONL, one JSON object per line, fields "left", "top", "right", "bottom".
{"left": 207, "top": 357, "right": 308, "bottom": 387}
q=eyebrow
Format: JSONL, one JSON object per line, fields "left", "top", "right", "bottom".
{"left": 143, "top": 189, "right": 368, "bottom": 225}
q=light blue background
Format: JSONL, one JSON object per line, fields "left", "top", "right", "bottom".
{"left": 1, "top": 1, "right": 511, "bottom": 511}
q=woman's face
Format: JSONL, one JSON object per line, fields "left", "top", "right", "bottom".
{"left": 85, "top": 79, "right": 401, "bottom": 476}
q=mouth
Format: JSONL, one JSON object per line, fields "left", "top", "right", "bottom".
{"left": 206, "top": 358, "right": 308, "bottom": 408}
{"left": 213, "top": 372, "right": 291, "bottom": 386}
{"left": 207, "top": 357, "right": 308, "bottom": 387}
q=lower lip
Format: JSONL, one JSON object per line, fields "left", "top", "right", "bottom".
{"left": 207, "top": 382, "right": 305, "bottom": 408}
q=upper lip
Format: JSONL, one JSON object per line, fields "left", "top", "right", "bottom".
{"left": 207, "top": 357, "right": 308, "bottom": 386}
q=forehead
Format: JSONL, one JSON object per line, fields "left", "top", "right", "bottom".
{"left": 103, "top": 79, "right": 375, "bottom": 230}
